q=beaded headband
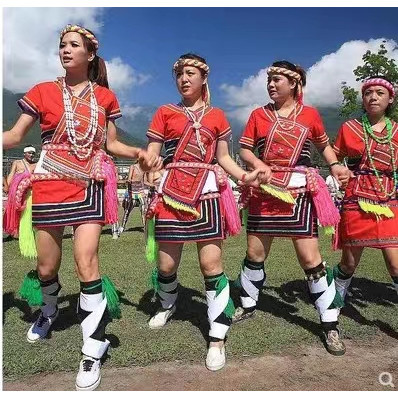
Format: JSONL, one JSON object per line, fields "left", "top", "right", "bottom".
{"left": 60, "top": 24, "right": 99, "bottom": 50}
{"left": 173, "top": 58, "right": 211, "bottom": 105}
{"left": 362, "top": 78, "right": 395, "bottom": 98}
{"left": 173, "top": 58, "right": 210, "bottom": 73}
{"left": 267, "top": 66, "right": 303, "bottom": 103}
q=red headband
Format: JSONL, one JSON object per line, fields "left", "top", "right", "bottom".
{"left": 362, "top": 78, "right": 395, "bottom": 98}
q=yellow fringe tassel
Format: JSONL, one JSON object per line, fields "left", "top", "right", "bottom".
{"left": 358, "top": 199, "right": 394, "bottom": 219}
{"left": 19, "top": 191, "right": 37, "bottom": 258}
{"left": 323, "top": 225, "right": 335, "bottom": 235}
{"left": 260, "top": 184, "right": 296, "bottom": 204}
{"left": 163, "top": 195, "right": 200, "bottom": 218}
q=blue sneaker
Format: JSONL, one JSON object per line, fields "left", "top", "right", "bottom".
{"left": 27, "top": 309, "right": 59, "bottom": 343}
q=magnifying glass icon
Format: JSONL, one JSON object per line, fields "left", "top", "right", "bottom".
{"left": 378, "top": 372, "right": 395, "bottom": 388}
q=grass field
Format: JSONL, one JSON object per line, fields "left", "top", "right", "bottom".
{"left": 3, "top": 211, "right": 398, "bottom": 380}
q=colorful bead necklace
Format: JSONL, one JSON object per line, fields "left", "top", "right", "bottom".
{"left": 362, "top": 114, "right": 397, "bottom": 198}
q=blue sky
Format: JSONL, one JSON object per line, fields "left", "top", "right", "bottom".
{"left": 98, "top": 7, "right": 398, "bottom": 105}
{"left": 3, "top": 7, "right": 398, "bottom": 125}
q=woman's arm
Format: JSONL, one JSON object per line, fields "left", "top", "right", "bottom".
{"left": 239, "top": 147, "right": 272, "bottom": 184}
{"left": 106, "top": 121, "right": 161, "bottom": 171}
{"left": 319, "top": 144, "right": 351, "bottom": 187}
{"left": 3, "top": 114, "right": 37, "bottom": 149}
{"left": 106, "top": 121, "right": 142, "bottom": 159}
{"left": 216, "top": 140, "right": 261, "bottom": 185}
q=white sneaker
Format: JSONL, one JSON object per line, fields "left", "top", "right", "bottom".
{"left": 118, "top": 226, "right": 124, "bottom": 235}
{"left": 27, "top": 309, "right": 59, "bottom": 343}
{"left": 205, "top": 345, "right": 226, "bottom": 371}
{"left": 75, "top": 356, "right": 101, "bottom": 391}
{"left": 148, "top": 305, "right": 176, "bottom": 329}
{"left": 112, "top": 232, "right": 119, "bottom": 240}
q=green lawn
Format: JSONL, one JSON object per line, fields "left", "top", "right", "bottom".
{"left": 3, "top": 211, "right": 398, "bottom": 379}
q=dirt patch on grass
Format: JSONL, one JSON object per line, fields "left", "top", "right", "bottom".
{"left": 4, "top": 334, "right": 397, "bottom": 391}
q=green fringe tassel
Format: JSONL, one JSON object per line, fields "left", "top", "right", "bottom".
{"left": 19, "top": 191, "right": 37, "bottom": 258}
{"left": 150, "top": 267, "right": 159, "bottom": 293}
{"left": 242, "top": 208, "right": 248, "bottom": 229}
{"left": 323, "top": 225, "right": 335, "bottom": 235}
{"left": 149, "top": 267, "right": 159, "bottom": 302}
{"left": 358, "top": 199, "right": 394, "bottom": 219}
{"left": 325, "top": 266, "right": 344, "bottom": 309}
{"left": 260, "top": 184, "right": 296, "bottom": 204}
{"left": 146, "top": 217, "right": 158, "bottom": 264}
{"left": 19, "top": 269, "right": 42, "bottom": 306}
{"left": 101, "top": 276, "right": 121, "bottom": 319}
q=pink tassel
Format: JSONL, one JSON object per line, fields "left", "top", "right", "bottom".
{"left": 3, "top": 171, "right": 30, "bottom": 236}
{"left": 311, "top": 173, "right": 341, "bottom": 228}
{"left": 220, "top": 181, "right": 241, "bottom": 236}
{"left": 102, "top": 159, "right": 118, "bottom": 224}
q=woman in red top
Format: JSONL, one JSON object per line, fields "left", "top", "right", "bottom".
{"left": 145, "top": 53, "right": 261, "bottom": 371}
{"left": 333, "top": 76, "right": 398, "bottom": 300}
{"left": 236, "top": 60, "right": 350, "bottom": 355}
{"left": 3, "top": 24, "right": 159, "bottom": 391}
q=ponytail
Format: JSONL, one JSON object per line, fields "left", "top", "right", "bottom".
{"left": 89, "top": 55, "right": 109, "bottom": 88}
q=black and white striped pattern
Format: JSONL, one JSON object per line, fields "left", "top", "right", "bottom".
{"left": 157, "top": 273, "right": 178, "bottom": 309}
{"left": 32, "top": 181, "right": 104, "bottom": 226}
{"left": 238, "top": 258, "right": 266, "bottom": 309}
{"left": 40, "top": 275, "right": 61, "bottom": 317}
{"left": 77, "top": 280, "right": 110, "bottom": 360}
{"left": 155, "top": 197, "right": 223, "bottom": 242}
{"left": 247, "top": 192, "right": 318, "bottom": 237}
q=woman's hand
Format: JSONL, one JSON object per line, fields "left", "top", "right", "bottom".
{"left": 256, "top": 164, "right": 272, "bottom": 185}
{"left": 138, "top": 150, "right": 163, "bottom": 172}
{"left": 330, "top": 164, "right": 352, "bottom": 189}
{"left": 239, "top": 168, "right": 264, "bottom": 188}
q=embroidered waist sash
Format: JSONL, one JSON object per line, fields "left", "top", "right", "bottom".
{"left": 162, "top": 122, "right": 217, "bottom": 208}
{"left": 352, "top": 138, "right": 397, "bottom": 202}
{"left": 262, "top": 120, "right": 309, "bottom": 188}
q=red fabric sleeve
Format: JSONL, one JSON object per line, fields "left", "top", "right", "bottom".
{"left": 239, "top": 110, "right": 257, "bottom": 149}
{"left": 17, "top": 85, "right": 43, "bottom": 119}
{"left": 146, "top": 107, "right": 165, "bottom": 142}
{"left": 217, "top": 109, "right": 232, "bottom": 141}
{"left": 333, "top": 124, "right": 347, "bottom": 160}
{"left": 106, "top": 91, "right": 122, "bottom": 121}
{"left": 310, "top": 108, "right": 329, "bottom": 148}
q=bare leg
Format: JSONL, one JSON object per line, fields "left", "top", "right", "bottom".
{"left": 382, "top": 248, "right": 398, "bottom": 293}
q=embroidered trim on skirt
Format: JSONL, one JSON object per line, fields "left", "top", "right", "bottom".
{"left": 32, "top": 179, "right": 105, "bottom": 227}
{"left": 247, "top": 192, "right": 318, "bottom": 237}
{"left": 155, "top": 197, "right": 224, "bottom": 242}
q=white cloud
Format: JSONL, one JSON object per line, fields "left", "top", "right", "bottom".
{"left": 220, "top": 38, "right": 398, "bottom": 124}
{"left": 4, "top": 8, "right": 103, "bottom": 92}
{"left": 3, "top": 7, "right": 150, "bottom": 100}
{"left": 306, "top": 38, "right": 398, "bottom": 107}
{"left": 106, "top": 58, "right": 151, "bottom": 99}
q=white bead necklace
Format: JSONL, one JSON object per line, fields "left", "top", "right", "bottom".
{"left": 273, "top": 102, "right": 298, "bottom": 131}
{"left": 182, "top": 101, "right": 207, "bottom": 156}
{"left": 62, "top": 78, "right": 99, "bottom": 160}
